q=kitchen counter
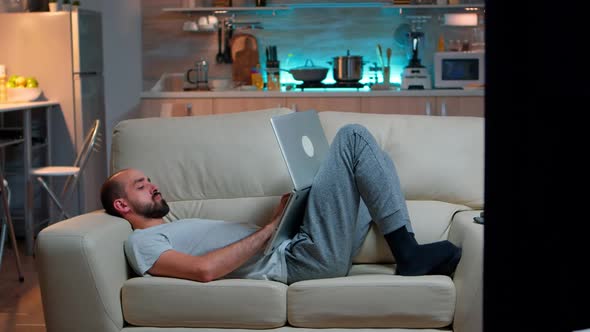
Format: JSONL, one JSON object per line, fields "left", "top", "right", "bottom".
{"left": 141, "top": 88, "right": 484, "bottom": 99}
{"left": 0, "top": 99, "right": 58, "bottom": 256}
{"left": 0, "top": 100, "right": 59, "bottom": 112}
{"left": 140, "top": 74, "right": 484, "bottom": 117}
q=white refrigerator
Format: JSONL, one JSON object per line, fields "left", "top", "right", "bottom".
{"left": 0, "top": 10, "right": 107, "bottom": 225}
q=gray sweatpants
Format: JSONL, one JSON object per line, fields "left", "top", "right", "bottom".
{"left": 285, "top": 124, "right": 413, "bottom": 284}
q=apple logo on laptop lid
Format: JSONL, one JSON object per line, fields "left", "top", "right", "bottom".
{"left": 301, "top": 136, "right": 314, "bottom": 158}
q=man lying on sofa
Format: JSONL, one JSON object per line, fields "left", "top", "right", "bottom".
{"left": 100, "top": 124, "right": 461, "bottom": 284}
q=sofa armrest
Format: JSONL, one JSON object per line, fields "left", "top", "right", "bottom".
{"left": 35, "top": 211, "right": 133, "bottom": 332}
{"left": 447, "top": 210, "right": 483, "bottom": 332}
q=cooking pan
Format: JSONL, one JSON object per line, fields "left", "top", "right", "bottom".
{"left": 283, "top": 59, "right": 329, "bottom": 82}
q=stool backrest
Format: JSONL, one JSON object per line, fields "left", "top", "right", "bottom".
{"left": 61, "top": 119, "right": 101, "bottom": 198}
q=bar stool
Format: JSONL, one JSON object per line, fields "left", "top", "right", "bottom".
{"left": 31, "top": 119, "right": 101, "bottom": 222}
{"left": 0, "top": 175, "right": 25, "bottom": 282}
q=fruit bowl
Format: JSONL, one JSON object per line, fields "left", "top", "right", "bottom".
{"left": 6, "top": 87, "right": 43, "bottom": 102}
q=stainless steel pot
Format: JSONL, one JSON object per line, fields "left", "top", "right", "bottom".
{"left": 328, "top": 50, "right": 364, "bottom": 82}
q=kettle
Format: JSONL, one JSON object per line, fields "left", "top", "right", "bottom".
{"left": 186, "top": 59, "right": 209, "bottom": 90}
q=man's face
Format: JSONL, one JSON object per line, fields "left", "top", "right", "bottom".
{"left": 122, "top": 169, "right": 170, "bottom": 219}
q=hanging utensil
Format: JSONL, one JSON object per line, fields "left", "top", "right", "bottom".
{"left": 376, "top": 44, "right": 384, "bottom": 69}
{"left": 223, "top": 20, "right": 233, "bottom": 63}
{"left": 223, "top": 19, "right": 233, "bottom": 63}
{"left": 216, "top": 26, "right": 224, "bottom": 64}
{"left": 386, "top": 47, "right": 392, "bottom": 67}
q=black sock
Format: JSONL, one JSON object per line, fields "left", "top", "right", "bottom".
{"left": 384, "top": 226, "right": 461, "bottom": 277}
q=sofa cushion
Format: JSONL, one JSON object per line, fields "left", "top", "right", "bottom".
{"left": 122, "top": 277, "right": 288, "bottom": 328}
{"left": 318, "top": 112, "right": 484, "bottom": 209}
{"left": 287, "top": 267, "right": 455, "bottom": 329}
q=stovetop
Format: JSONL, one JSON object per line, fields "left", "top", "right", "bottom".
{"left": 295, "top": 81, "right": 366, "bottom": 91}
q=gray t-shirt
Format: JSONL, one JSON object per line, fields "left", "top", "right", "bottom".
{"left": 124, "top": 218, "right": 290, "bottom": 283}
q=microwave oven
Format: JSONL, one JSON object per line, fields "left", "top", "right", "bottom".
{"left": 434, "top": 51, "right": 485, "bottom": 88}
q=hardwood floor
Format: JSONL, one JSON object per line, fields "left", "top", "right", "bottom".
{"left": 0, "top": 238, "right": 46, "bottom": 332}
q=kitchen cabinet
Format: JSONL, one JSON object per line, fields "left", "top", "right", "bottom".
{"left": 140, "top": 98, "right": 213, "bottom": 118}
{"left": 140, "top": 93, "right": 484, "bottom": 118}
{"left": 286, "top": 97, "right": 361, "bottom": 113}
{"left": 359, "top": 96, "right": 483, "bottom": 117}
{"left": 212, "top": 97, "right": 286, "bottom": 114}
{"left": 360, "top": 96, "right": 436, "bottom": 115}
{"left": 435, "top": 96, "right": 484, "bottom": 117}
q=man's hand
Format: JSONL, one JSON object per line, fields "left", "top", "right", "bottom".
{"left": 267, "top": 193, "right": 291, "bottom": 230}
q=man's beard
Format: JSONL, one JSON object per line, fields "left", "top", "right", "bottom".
{"left": 133, "top": 196, "right": 170, "bottom": 219}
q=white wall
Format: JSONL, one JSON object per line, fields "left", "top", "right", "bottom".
{"left": 83, "top": 0, "right": 142, "bottom": 171}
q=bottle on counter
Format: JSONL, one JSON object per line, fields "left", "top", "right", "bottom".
{"left": 0, "top": 64, "right": 7, "bottom": 103}
{"left": 437, "top": 35, "right": 445, "bottom": 52}
{"left": 266, "top": 60, "right": 281, "bottom": 91}
{"left": 266, "top": 68, "right": 281, "bottom": 91}
{"left": 461, "top": 39, "right": 471, "bottom": 51}
{"left": 447, "top": 39, "right": 460, "bottom": 52}
{"left": 251, "top": 64, "right": 264, "bottom": 90}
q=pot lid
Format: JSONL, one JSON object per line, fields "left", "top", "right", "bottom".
{"left": 335, "top": 49, "right": 362, "bottom": 58}
{"left": 291, "top": 59, "right": 328, "bottom": 70}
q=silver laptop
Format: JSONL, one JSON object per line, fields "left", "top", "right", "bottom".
{"left": 264, "top": 110, "right": 330, "bottom": 255}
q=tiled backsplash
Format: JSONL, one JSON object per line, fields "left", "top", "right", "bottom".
{"left": 142, "top": 0, "right": 484, "bottom": 90}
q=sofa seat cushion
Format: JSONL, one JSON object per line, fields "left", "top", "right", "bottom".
{"left": 287, "top": 265, "right": 455, "bottom": 329}
{"left": 122, "top": 277, "right": 288, "bottom": 328}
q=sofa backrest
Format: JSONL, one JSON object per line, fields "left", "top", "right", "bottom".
{"left": 318, "top": 112, "right": 484, "bottom": 209}
{"left": 110, "top": 108, "right": 483, "bottom": 263}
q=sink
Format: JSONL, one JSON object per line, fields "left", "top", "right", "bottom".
{"left": 151, "top": 73, "right": 206, "bottom": 92}
{"left": 151, "top": 73, "right": 250, "bottom": 92}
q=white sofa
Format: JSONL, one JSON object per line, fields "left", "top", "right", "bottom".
{"left": 35, "top": 108, "right": 484, "bottom": 332}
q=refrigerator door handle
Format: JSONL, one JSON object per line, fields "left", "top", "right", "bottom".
{"left": 76, "top": 72, "right": 100, "bottom": 75}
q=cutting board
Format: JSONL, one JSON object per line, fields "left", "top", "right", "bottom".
{"left": 231, "top": 33, "right": 260, "bottom": 85}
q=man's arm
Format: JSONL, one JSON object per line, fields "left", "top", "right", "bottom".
{"left": 148, "top": 193, "right": 290, "bottom": 282}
